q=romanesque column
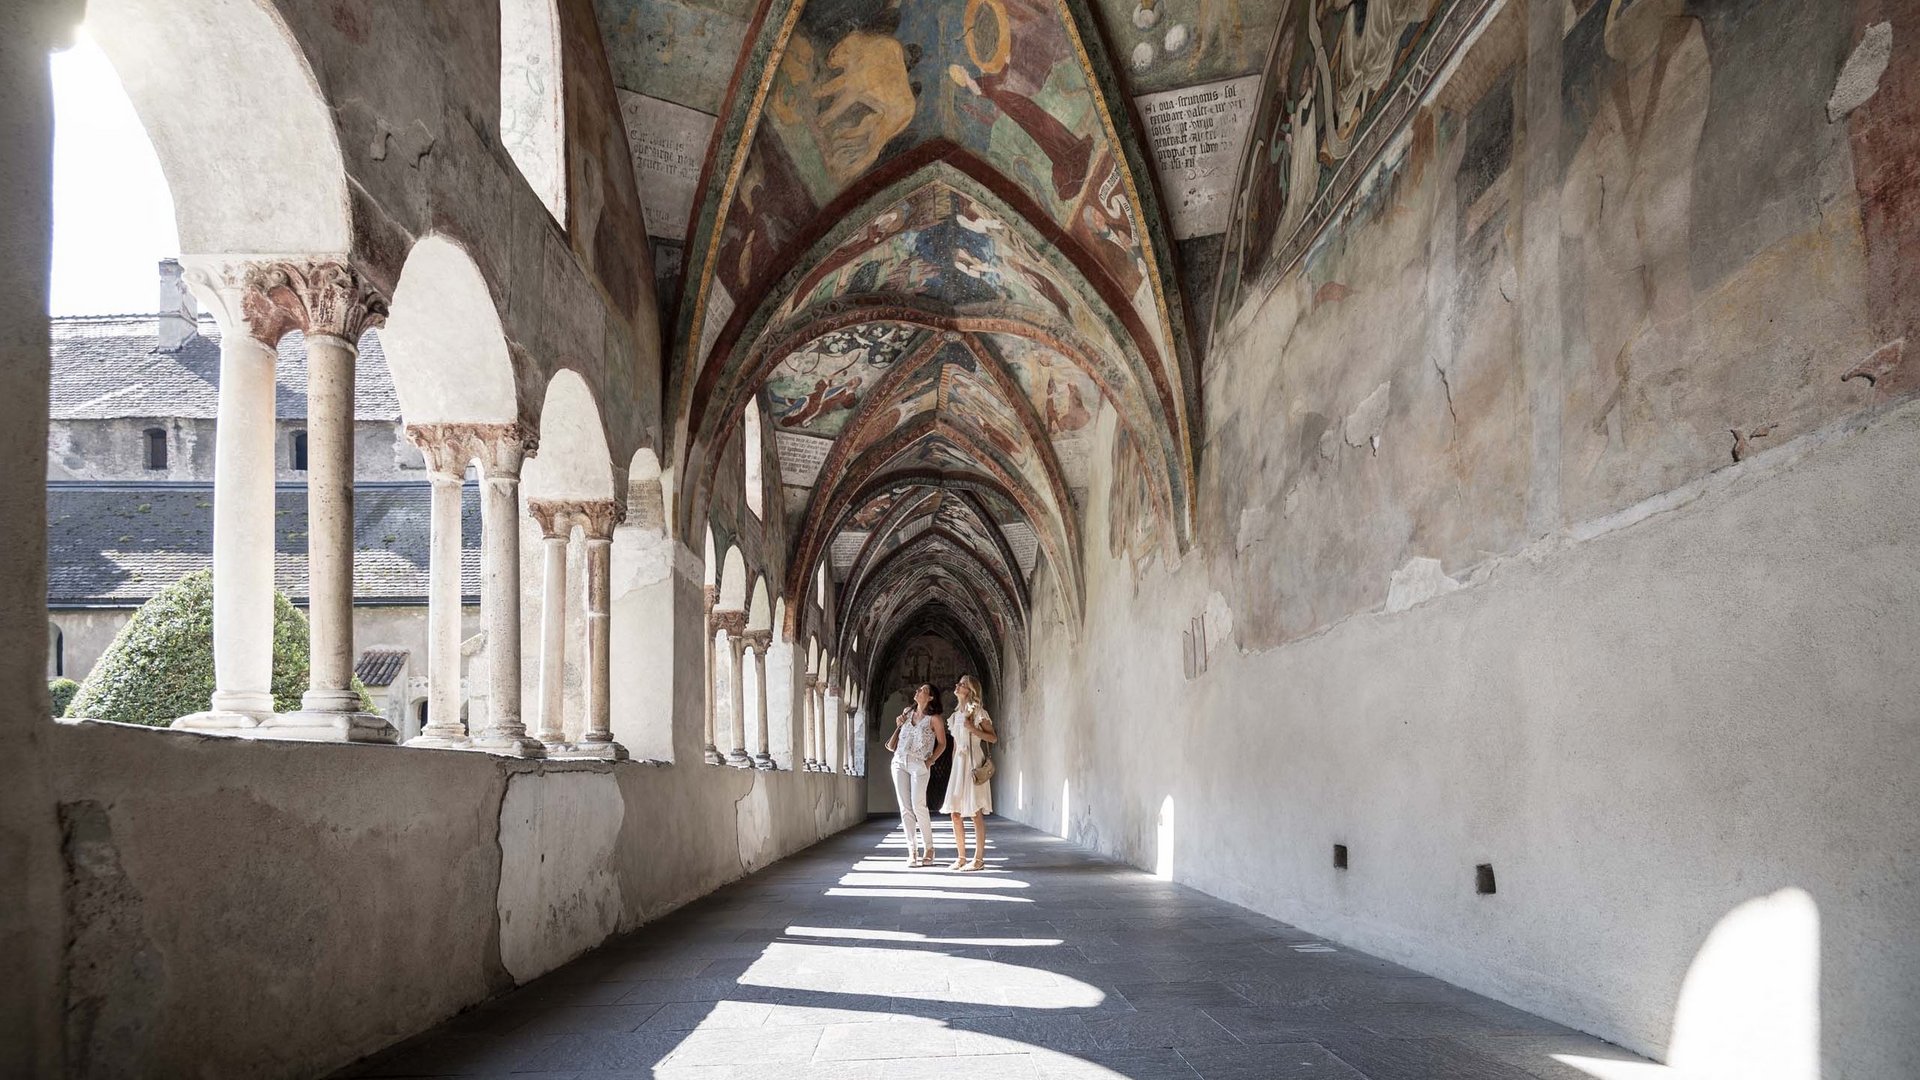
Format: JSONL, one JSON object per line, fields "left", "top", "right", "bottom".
{"left": 702, "top": 586, "right": 723, "bottom": 765}
{"left": 824, "top": 685, "right": 842, "bottom": 773}
{"left": 171, "top": 260, "right": 286, "bottom": 730}
{"left": 565, "top": 501, "right": 626, "bottom": 759}
{"left": 747, "top": 631, "right": 773, "bottom": 769}
{"left": 844, "top": 703, "right": 858, "bottom": 775}
{"left": 529, "top": 499, "right": 573, "bottom": 754}
{"left": 801, "top": 675, "right": 818, "bottom": 769}
{"left": 713, "top": 610, "right": 751, "bottom": 768}
{"left": 812, "top": 680, "right": 828, "bottom": 771}
{"left": 405, "top": 424, "right": 472, "bottom": 748}
{"left": 264, "top": 262, "right": 395, "bottom": 742}
{"left": 471, "top": 427, "right": 544, "bottom": 757}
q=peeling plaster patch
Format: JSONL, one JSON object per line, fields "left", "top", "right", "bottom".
{"left": 1498, "top": 265, "right": 1518, "bottom": 302}
{"left": 1344, "top": 382, "right": 1392, "bottom": 454}
{"left": 1236, "top": 507, "right": 1270, "bottom": 552}
{"left": 1317, "top": 427, "right": 1341, "bottom": 460}
{"left": 736, "top": 772, "right": 776, "bottom": 871}
{"left": 1385, "top": 557, "right": 1462, "bottom": 613}
{"left": 496, "top": 771, "right": 625, "bottom": 983}
{"left": 1842, "top": 338, "right": 1906, "bottom": 392}
{"left": 1729, "top": 424, "right": 1775, "bottom": 463}
{"left": 1282, "top": 483, "right": 1303, "bottom": 519}
{"left": 1204, "top": 592, "right": 1235, "bottom": 652}
{"left": 1828, "top": 23, "right": 1892, "bottom": 122}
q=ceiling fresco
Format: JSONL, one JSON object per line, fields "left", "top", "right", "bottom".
{"left": 590, "top": 0, "right": 1503, "bottom": 697}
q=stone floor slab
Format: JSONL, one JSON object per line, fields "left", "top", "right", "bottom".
{"left": 338, "top": 819, "right": 1660, "bottom": 1080}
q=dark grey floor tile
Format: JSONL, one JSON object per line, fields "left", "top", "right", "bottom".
{"left": 1320, "top": 1035, "right": 1545, "bottom": 1079}
{"left": 951, "top": 1014, "right": 1102, "bottom": 1053}
{"left": 1116, "top": 981, "right": 1256, "bottom": 1010}
{"left": 1201, "top": 1006, "right": 1367, "bottom": 1044}
{"left": 1086, "top": 1008, "right": 1240, "bottom": 1051}
{"left": 513, "top": 1003, "right": 663, "bottom": 1036}
{"left": 509, "top": 1031, "right": 687, "bottom": 1072}
{"left": 1179, "top": 1043, "right": 1369, "bottom": 1079}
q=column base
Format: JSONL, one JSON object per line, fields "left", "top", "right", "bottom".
{"left": 405, "top": 730, "right": 473, "bottom": 750}
{"left": 703, "top": 744, "right": 724, "bottom": 765}
{"left": 470, "top": 731, "right": 549, "bottom": 758}
{"left": 753, "top": 753, "right": 775, "bottom": 770}
{"left": 172, "top": 709, "right": 269, "bottom": 731}
{"left": 726, "top": 748, "right": 754, "bottom": 768}
{"left": 558, "top": 740, "right": 629, "bottom": 761}
{"left": 260, "top": 710, "right": 399, "bottom": 744}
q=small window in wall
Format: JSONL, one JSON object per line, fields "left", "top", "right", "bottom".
{"left": 743, "top": 401, "right": 764, "bottom": 520}
{"left": 291, "top": 430, "right": 308, "bottom": 472}
{"left": 500, "top": 0, "right": 566, "bottom": 223}
{"left": 142, "top": 427, "right": 167, "bottom": 470}
{"left": 49, "top": 622, "right": 64, "bottom": 678}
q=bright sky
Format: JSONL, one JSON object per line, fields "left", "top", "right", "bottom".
{"left": 48, "top": 29, "right": 179, "bottom": 317}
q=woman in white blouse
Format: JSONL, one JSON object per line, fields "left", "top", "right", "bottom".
{"left": 941, "top": 675, "right": 998, "bottom": 871}
{"left": 885, "top": 683, "right": 947, "bottom": 867}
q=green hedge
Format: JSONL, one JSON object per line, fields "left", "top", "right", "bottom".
{"left": 66, "top": 570, "right": 372, "bottom": 725}
{"left": 48, "top": 677, "right": 79, "bottom": 717}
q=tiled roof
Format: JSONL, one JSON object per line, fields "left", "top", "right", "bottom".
{"left": 50, "top": 314, "right": 401, "bottom": 421}
{"left": 354, "top": 648, "right": 411, "bottom": 688}
{"left": 47, "top": 481, "right": 479, "bottom": 607}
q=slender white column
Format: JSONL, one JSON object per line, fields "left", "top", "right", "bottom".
{"left": 703, "top": 586, "right": 723, "bottom": 765}
{"left": 530, "top": 501, "right": 572, "bottom": 754}
{"left": 407, "top": 426, "right": 470, "bottom": 748}
{"left": 170, "top": 264, "right": 280, "bottom": 727}
{"left": 824, "top": 688, "right": 842, "bottom": 773}
{"left": 801, "top": 676, "right": 817, "bottom": 769}
{"left": 718, "top": 614, "right": 750, "bottom": 768}
{"left": 472, "top": 430, "right": 543, "bottom": 757}
{"left": 563, "top": 502, "right": 626, "bottom": 760}
{"left": 812, "top": 681, "right": 827, "bottom": 771}
{"left": 748, "top": 632, "right": 773, "bottom": 769}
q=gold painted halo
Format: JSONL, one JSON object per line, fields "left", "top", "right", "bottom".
{"left": 964, "top": 0, "right": 1012, "bottom": 75}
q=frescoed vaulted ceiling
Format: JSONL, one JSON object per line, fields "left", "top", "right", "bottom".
{"left": 589, "top": 0, "right": 1496, "bottom": 693}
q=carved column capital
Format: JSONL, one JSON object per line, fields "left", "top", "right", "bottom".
{"left": 712, "top": 609, "right": 748, "bottom": 639}
{"left": 405, "top": 421, "right": 535, "bottom": 481}
{"left": 577, "top": 499, "right": 624, "bottom": 541}
{"left": 246, "top": 258, "right": 388, "bottom": 343}
{"left": 743, "top": 629, "right": 773, "bottom": 656}
{"left": 526, "top": 498, "right": 574, "bottom": 539}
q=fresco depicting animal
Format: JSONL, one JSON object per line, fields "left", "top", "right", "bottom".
{"left": 1214, "top": 0, "right": 1491, "bottom": 334}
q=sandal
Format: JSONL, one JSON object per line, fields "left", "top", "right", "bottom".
{"left": 949, "top": 857, "right": 968, "bottom": 870}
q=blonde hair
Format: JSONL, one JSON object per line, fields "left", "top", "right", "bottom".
{"left": 956, "top": 675, "right": 983, "bottom": 706}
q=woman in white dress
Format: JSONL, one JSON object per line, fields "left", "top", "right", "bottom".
{"left": 940, "top": 675, "right": 998, "bottom": 871}
{"left": 884, "top": 684, "right": 947, "bottom": 867}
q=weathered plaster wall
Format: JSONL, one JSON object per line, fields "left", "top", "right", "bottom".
{"left": 1, "top": 6, "right": 71, "bottom": 1075}
{"left": 42, "top": 718, "right": 864, "bottom": 1080}
{"left": 1004, "top": 398, "right": 1920, "bottom": 1079}
{"left": 998, "top": 4, "right": 1920, "bottom": 1078}
{"left": 47, "top": 419, "right": 421, "bottom": 482}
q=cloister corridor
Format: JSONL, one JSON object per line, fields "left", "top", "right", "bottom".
{"left": 342, "top": 819, "right": 1657, "bottom": 1080}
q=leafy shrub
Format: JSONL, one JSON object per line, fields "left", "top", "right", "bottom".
{"left": 48, "top": 677, "right": 79, "bottom": 717}
{"left": 66, "top": 570, "right": 371, "bottom": 725}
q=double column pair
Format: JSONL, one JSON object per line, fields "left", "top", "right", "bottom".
{"left": 801, "top": 675, "right": 833, "bottom": 771}
{"left": 704, "top": 603, "right": 774, "bottom": 769}
{"left": 525, "top": 499, "right": 626, "bottom": 758}
{"left": 404, "top": 424, "right": 547, "bottom": 756}
{"left": 173, "top": 258, "right": 393, "bottom": 741}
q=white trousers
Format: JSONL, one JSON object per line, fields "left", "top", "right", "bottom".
{"left": 891, "top": 760, "right": 935, "bottom": 857}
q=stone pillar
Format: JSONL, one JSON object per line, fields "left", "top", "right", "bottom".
{"left": 471, "top": 428, "right": 544, "bottom": 757}
{"left": 812, "top": 680, "right": 828, "bottom": 771}
{"left": 263, "top": 262, "right": 394, "bottom": 742}
{"left": 172, "top": 261, "right": 288, "bottom": 729}
{"left": 406, "top": 425, "right": 473, "bottom": 748}
{"left": 844, "top": 703, "right": 858, "bottom": 775}
{"left": 529, "top": 500, "right": 573, "bottom": 754}
{"left": 824, "top": 685, "right": 842, "bottom": 773}
{"left": 702, "top": 586, "right": 723, "bottom": 765}
{"left": 801, "top": 676, "right": 818, "bottom": 769}
{"left": 712, "top": 610, "right": 750, "bottom": 768}
{"left": 747, "top": 631, "right": 773, "bottom": 769}
{"left": 565, "top": 501, "right": 626, "bottom": 760}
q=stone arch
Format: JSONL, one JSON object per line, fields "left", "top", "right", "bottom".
{"left": 523, "top": 370, "right": 615, "bottom": 502}
{"left": 381, "top": 235, "right": 518, "bottom": 426}
{"left": 747, "top": 577, "right": 772, "bottom": 633}
{"left": 86, "top": 0, "right": 350, "bottom": 255}
{"left": 717, "top": 546, "right": 749, "bottom": 612}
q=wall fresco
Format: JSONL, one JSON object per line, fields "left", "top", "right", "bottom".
{"left": 1213, "top": 0, "right": 1494, "bottom": 335}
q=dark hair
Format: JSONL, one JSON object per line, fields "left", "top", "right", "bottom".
{"left": 924, "top": 690, "right": 947, "bottom": 717}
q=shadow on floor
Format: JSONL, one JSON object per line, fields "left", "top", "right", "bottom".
{"left": 339, "top": 817, "right": 1662, "bottom": 1079}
